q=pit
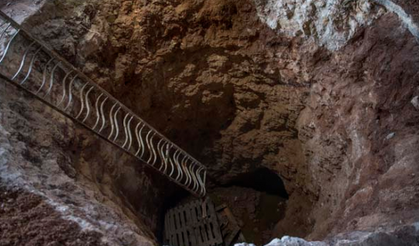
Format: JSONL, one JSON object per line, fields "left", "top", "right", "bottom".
{"left": 1, "top": 0, "right": 419, "bottom": 246}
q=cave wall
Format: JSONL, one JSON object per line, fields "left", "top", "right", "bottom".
{"left": 0, "top": 77, "right": 164, "bottom": 245}
{"left": 17, "top": 0, "right": 323, "bottom": 237}
{"left": 297, "top": 13, "right": 419, "bottom": 239}
{"left": 0, "top": 23, "right": 178, "bottom": 243}
{"left": 1, "top": 0, "right": 419, "bottom": 245}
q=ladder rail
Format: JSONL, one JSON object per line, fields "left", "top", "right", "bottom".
{"left": 0, "top": 11, "right": 207, "bottom": 197}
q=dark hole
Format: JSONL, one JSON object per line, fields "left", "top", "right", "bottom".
{"left": 226, "top": 167, "right": 289, "bottom": 199}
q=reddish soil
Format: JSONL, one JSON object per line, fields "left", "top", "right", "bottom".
{"left": 0, "top": 185, "right": 106, "bottom": 246}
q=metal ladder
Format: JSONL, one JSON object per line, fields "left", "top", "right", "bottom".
{"left": 0, "top": 11, "right": 207, "bottom": 197}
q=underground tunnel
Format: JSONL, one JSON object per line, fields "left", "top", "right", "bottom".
{"left": 0, "top": 0, "right": 419, "bottom": 246}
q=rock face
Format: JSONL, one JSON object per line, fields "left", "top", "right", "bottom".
{"left": 0, "top": 185, "right": 106, "bottom": 246}
{"left": 0, "top": 77, "right": 163, "bottom": 245}
{"left": 0, "top": 3, "right": 184, "bottom": 246}
{"left": 253, "top": 0, "right": 384, "bottom": 51}
{"left": 296, "top": 13, "right": 419, "bottom": 240}
{"left": 1, "top": 0, "right": 419, "bottom": 245}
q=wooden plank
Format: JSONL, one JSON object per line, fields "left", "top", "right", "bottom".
{"left": 177, "top": 208, "right": 185, "bottom": 246}
{"left": 224, "top": 207, "right": 239, "bottom": 228}
{"left": 174, "top": 208, "right": 180, "bottom": 233}
{"left": 208, "top": 200, "right": 223, "bottom": 243}
{"left": 194, "top": 224, "right": 203, "bottom": 245}
{"left": 207, "top": 222, "right": 218, "bottom": 245}
{"left": 196, "top": 200, "right": 202, "bottom": 222}
{"left": 164, "top": 213, "right": 170, "bottom": 243}
{"left": 190, "top": 203, "right": 198, "bottom": 225}
{"left": 167, "top": 210, "right": 172, "bottom": 246}
{"left": 195, "top": 201, "right": 205, "bottom": 245}
{"left": 165, "top": 211, "right": 171, "bottom": 244}
{"left": 179, "top": 206, "right": 186, "bottom": 229}
{"left": 179, "top": 207, "right": 189, "bottom": 246}
{"left": 215, "top": 203, "right": 227, "bottom": 212}
{"left": 200, "top": 224, "right": 209, "bottom": 245}
{"left": 225, "top": 227, "right": 240, "bottom": 246}
{"left": 176, "top": 206, "right": 184, "bottom": 246}
{"left": 169, "top": 209, "right": 177, "bottom": 246}
{"left": 184, "top": 203, "right": 197, "bottom": 246}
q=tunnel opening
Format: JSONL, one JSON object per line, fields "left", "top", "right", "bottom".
{"left": 225, "top": 167, "right": 289, "bottom": 199}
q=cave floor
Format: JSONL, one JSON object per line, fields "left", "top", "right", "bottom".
{"left": 210, "top": 186, "right": 287, "bottom": 245}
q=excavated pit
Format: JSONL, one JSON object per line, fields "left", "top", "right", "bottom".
{"left": 1, "top": 0, "right": 419, "bottom": 246}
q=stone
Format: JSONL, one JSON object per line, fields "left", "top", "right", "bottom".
{"left": 253, "top": 0, "right": 384, "bottom": 51}
{"left": 386, "top": 132, "right": 395, "bottom": 140}
{"left": 264, "top": 237, "right": 326, "bottom": 246}
{"left": 411, "top": 96, "right": 419, "bottom": 110}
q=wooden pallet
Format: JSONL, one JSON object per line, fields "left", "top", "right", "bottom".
{"left": 164, "top": 198, "right": 223, "bottom": 246}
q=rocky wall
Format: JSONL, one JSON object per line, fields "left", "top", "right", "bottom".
{"left": 0, "top": 71, "right": 165, "bottom": 245}
{"left": 1, "top": 0, "right": 419, "bottom": 245}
